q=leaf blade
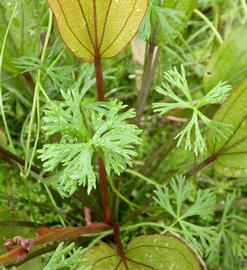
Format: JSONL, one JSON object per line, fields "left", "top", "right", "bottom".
{"left": 48, "top": 0, "right": 148, "bottom": 62}
{"left": 208, "top": 79, "right": 247, "bottom": 177}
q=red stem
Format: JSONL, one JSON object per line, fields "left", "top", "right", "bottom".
{"left": 94, "top": 55, "right": 129, "bottom": 269}
{"left": 94, "top": 54, "right": 113, "bottom": 226}
{"left": 94, "top": 54, "right": 105, "bottom": 102}
{"left": 184, "top": 153, "right": 219, "bottom": 178}
{"left": 114, "top": 223, "right": 129, "bottom": 270}
{"left": 0, "top": 223, "right": 109, "bottom": 265}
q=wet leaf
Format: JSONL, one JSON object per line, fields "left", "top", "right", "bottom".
{"left": 48, "top": 0, "right": 148, "bottom": 62}
{"left": 204, "top": 24, "right": 247, "bottom": 91}
{"left": 81, "top": 234, "right": 203, "bottom": 269}
{"left": 208, "top": 79, "right": 247, "bottom": 177}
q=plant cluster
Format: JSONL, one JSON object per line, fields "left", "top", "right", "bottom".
{"left": 0, "top": 0, "right": 247, "bottom": 269}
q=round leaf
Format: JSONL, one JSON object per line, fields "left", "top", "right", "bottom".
{"left": 81, "top": 234, "right": 204, "bottom": 269}
{"left": 208, "top": 79, "right": 247, "bottom": 177}
{"left": 47, "top": 0, "right": 148, "bottom": 62}
{"left": 204, "top": 24, "right": 247, "bottom": 91}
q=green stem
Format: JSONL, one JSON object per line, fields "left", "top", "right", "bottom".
{"left": 43, "top": 184, "right": 66, "bottom": 226}
{"left": 0, "top": 3, "right": 18, "bottom": 152}
{"left": 24, "top": 10, "right": 53, "bottom": 176}
{"left": 109, "top": 177, "right": 139, "bottom": 209}
{"left": 126, "top": 169, "right": 160, "bottom": 188}
{"left": 194, "top": 9, "right": 223, "bottom": 45}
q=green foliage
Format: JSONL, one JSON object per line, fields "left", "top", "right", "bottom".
{"left": 43, "top": 242, "right": 84, "bottom": 270}
{"left": 38, "top": 89, "right": 141, "bottom": 196}
{"left": 0, "top": 0, "right": 247, "bottom": 269}
{"left": 153, "top": 66, "right": 232, "bottom": 155}
{"left": 155, "top": 176, "right": 216, "bottom": 255}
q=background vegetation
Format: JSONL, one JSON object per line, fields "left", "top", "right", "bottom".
{"left": 0, "top": 0, "right": 247, "bottom": 269}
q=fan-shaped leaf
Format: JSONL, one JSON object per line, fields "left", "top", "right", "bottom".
{"left": 48, "top": 0, "right": 148, "bottom": 62}
{"left": 208, "top": 79, "right": 247, "bottom": 177}
{"left": 204, "top": 24, "right": 247, "bottom": 91}
{"left": 81, "top": 234, "right": 204, "bottom": 270}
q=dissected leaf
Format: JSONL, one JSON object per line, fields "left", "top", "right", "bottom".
{"left": 204, "top": 24, "right": 247, "bottom": 91}
{"left": 81, "top": 234, "right": 203, "bottom": 270}
{"left": 48, "top": 0, "right": 148, "bottom": 62}
{"left": 0, "top": 0, "right": 41, "bottom": 73}
{"left": 39, "top": 93, "right": 141, "bottom": 196}
{"left": 208, "top": 79, "right": 247, "bottom": 177}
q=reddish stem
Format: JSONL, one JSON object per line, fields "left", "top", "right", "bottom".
{"left": 94, "top": 54, "right": 113, "bottom": 226}
{"left": 94, "top": 54, "right": 105, "bottom": 102}
{"left": 0, "top": 223, "right": 109, "bottom": 265}
{"left": 94, "top": 54, "right": 130, "bottom": 269}
{"left": 114, "top": 223, "right": 129, "bottom": 270}
{"left": 184, "top": 153, "right": 219, "bottom": 178}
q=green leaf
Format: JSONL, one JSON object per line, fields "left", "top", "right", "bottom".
{"left": 204, "top": 24, "right": 247, "bottom": 91}
{"left": 0, "top": 129, "right": 7, "bottom": 148}
{"left": 208, "top": 79, "right": 247, "bottom": 177}
{"left": 81, "top": 234, "right": 203, "bottom": 270}
{"left": 0, "top": 0, "right": 41, "bottom": 73}
{"left": 47, "top": 0, "right": 148, "bottom": 62}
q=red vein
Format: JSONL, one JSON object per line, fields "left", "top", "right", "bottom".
{"left": 99, "top": 0, "right": 113, "bottom": 51}
{"left": 92, "top": 254, "right": 119, "bottom": 267}
{"left": 77, "top": 0, "right": 96, "bottom": 51}
{"left": 56, "top": 0, "right": 94, "bottom": 56}
{"left": 101, "top": 0, "right": 138, "bottom": 55}
{"left": 126, "top": 257, "right": 158, "bottom": 270}
{"left": 114, "top": 258, "right": 123, "bottom": 270}
{"left": 93, "top": 0, "right": 99, "bottom": 53}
